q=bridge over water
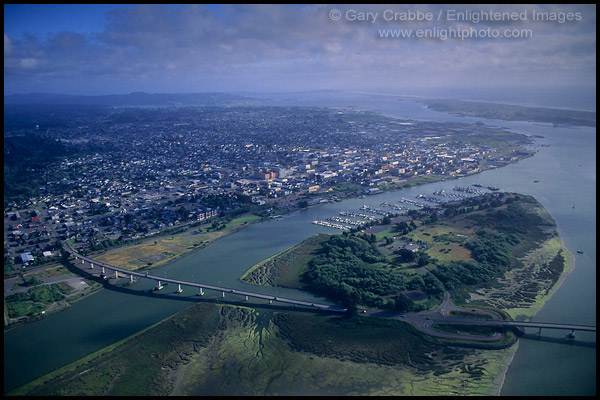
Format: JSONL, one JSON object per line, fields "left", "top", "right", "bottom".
{"left": 423, "top": 315, "right": 596, "bottom": 336}
{"left": 63, "top": 243, "right": 595, "bottom": 337}
{"left": 62, "top": 243, "right": 346, "bottom": 313}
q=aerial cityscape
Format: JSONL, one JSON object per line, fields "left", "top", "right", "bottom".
{"left": 4, "top": 4, "right": 596, "bottom": 396}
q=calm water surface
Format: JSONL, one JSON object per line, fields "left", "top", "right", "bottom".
{"left": 3, "top": 95, "right": 595, "bottom": 395}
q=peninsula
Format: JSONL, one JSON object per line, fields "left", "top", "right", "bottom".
{"left": 419, "top": 98, "right": 596, "bottom": 127}
{"left": 9, "top": 192, "right": 575, "bottom": 396}
{"left": 1, "top": 96, "right": 578, "bottom": 396}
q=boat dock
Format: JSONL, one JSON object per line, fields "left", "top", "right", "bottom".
{"left": 312, "top": 220, "right": 351, "bottom": 231}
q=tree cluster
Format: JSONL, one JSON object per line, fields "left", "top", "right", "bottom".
{"left": 393, "top": 220, "right": 417, "bottom": 235}
{"left": 431, "top": 229, "right": 521, "bottom": 290}
{"left": 4, "top": 135, "right": 74, "bottom": 206}
{"left": 303, "top": 234, "right": 411, "bottom": 310}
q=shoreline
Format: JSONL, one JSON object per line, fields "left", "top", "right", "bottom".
{"left": 79, "top": 148, "right": 532, "bottom": 278}
{"left": 3, "top": 273, "right": 105, "bottom": 332}
{"left": 3, "top": 139, "right": 558, "bottom": 394}
{"left": 494, "top": 234, "right": 576, "bottom": 395}
{"left": 84, "top": 213, "right": 266, "bottom": 275}
{"left": 3, "top": 215, "right": 264, "bottom": 331}
{"left": 494, "top": 341, "right": 519, "bottom": 395}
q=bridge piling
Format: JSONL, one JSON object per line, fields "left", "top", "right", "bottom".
{"left": 177, "top": 284, "right": 183, "bottom": 293}
{"left": 197, "top": 288, "right": 204, "bottom": 296}
{"left": 61, "top": 243, "right": 597, "bottom": 331}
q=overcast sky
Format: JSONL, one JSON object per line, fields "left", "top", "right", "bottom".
{"left": 3, "top": 4, "right": 596, "bottom": 96}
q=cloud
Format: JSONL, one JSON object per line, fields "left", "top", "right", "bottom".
{"left": 19, "top": 57, "right": 38, "bottom": 69}
{"left": 3, "top": 4, "right": 596, "bottom": 94}
{"left": 4, "top": 33, "right": 13, "bottom": 55}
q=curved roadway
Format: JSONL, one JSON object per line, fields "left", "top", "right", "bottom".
{"left": 63, "top": 243, "right": 595, "bottom": 342}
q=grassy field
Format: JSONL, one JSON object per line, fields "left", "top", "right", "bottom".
{"left": 370, "top": 216, "right": 477, "bottom": 269}
{"left": 404, "top": 221, "right": 476, "bottom": 264}
{"left": 93, "top": 214, "right": 262, "bottom": 271}
{"left": 4, "top": 264, "right": 103, "bottom": 325}
{"left": 28, "top": 264, "right": 77, "bottom": 278}
{"left": 7, "top": 194, "right": 569, "bottom": 396}
{"left": 4, "top": 275, "right": 103, "bottom": 322}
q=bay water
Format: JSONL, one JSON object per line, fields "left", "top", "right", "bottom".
{"left": 3, "top": 94, "right": 595, "bottom": 395}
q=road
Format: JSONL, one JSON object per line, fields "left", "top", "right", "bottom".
{"left": 62, "top": 242, "right": 346, "bottom": 313}
{"left": 367, "top": 291, "right": 595, "bottom": 340}
{"left": 365, "top": 291, "right": 505, "bottom": 342}
{"left": 62, "top": 243, "right": 595, "bottom": 342}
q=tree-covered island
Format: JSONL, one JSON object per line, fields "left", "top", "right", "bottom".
{"left": 243, "top": 191, "right": 571, "bottom": 322}
{"left": 4, "top": 101, "right": 574, "bottom": 396}
{"left": 8, "top": 192, "right": 574, "bottom": 396}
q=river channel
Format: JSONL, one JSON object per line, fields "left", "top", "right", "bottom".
{"left": 3, "top": 94, "right": 596, "bottom": 395}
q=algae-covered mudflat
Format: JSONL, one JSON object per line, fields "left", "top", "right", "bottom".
{"left": 7, "top": 193, "right": 574, "bottom": 396}
{"left": 8, "top": 302, "right": 515, "bottom": 396}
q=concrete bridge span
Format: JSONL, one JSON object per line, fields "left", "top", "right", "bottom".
{"left": 63, "top": 243, "right": 595, "bottom": 338}
{"left": 62, "top": 243, "right": 346, "bottom": 313}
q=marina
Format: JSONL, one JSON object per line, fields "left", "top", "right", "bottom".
{"left": 312, "top": 185, "right": 507, "bottom": 234}
{"left": 433, "top": 189, "right": 472, "bottom": 200}
{"left": 400, "top": 197, "right": 436, "bottom": 208}
{"left": 453, "top": 186, "right": 487, "bottom": 195}
{"left": 3, "top": 94, "right": 594, "bottom": 397}
{"left": 415, "top": 194, "right": 443, "bottom": 204}
{"left": 360, "top": 204, "right": 388, "bottom": 215}
{"left": 312, "top": 220, "right": 351, "bottom": 231}
{"left": 327, "top": 216, "right": 364, "bottom": 226}
{"left": 379, "top": 202, "right": 405, "bottom": 211}
{"left": 339, "top": 210, "right": 378, "bottom": 221}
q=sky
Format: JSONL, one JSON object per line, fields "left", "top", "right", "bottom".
{"left": 3, "top": 4, "right": 597, "bottom": 96}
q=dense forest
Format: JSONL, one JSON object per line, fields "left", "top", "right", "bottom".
{"left": 431, "top": 229, "right": 522, "bottom": 290}
{"left": 4, "top": 135, "right": 74, "bottom": 206}
{"left": 301, "top": 193, "right": 555, "bottom": 313}
{"left": 302, "top": 233, "right": 443, "bottom": 312}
